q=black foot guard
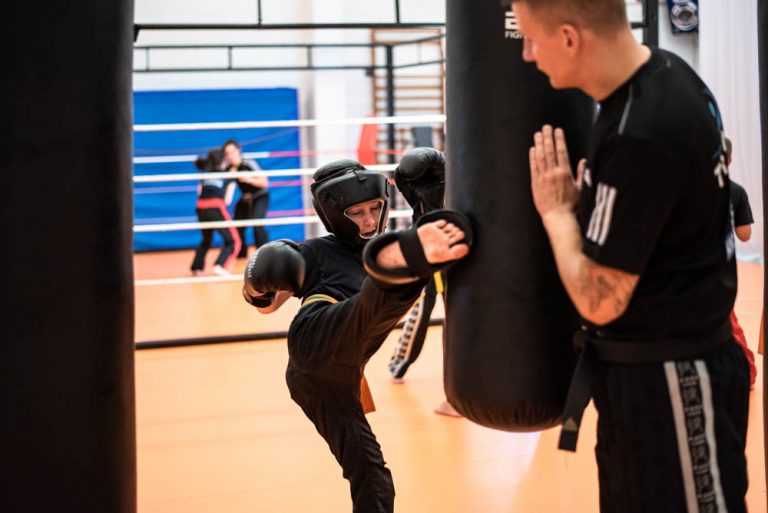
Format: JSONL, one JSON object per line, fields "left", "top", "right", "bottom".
{"left": 362, "top": 209, "right": 473, "bottom": 285}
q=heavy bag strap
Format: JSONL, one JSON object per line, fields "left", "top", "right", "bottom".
{"left": 558, "top": 319, "right": 733, "bottom": 452}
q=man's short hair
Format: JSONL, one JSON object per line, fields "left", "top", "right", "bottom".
{"left": 509, "top": 0, "right": 629, "bottom": 32}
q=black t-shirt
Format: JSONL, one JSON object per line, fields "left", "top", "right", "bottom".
{"left": 236, "top": 160, "right": 268, "bottom": 197}
{"left": 577, "top": 47, "right": 736, "bottom": 342}
{"left": 199, "top": 175, "right": 234, "bottom": 200}
{"left": 294, "top": 235, "right": 367, "bottom": 301}
{"left": 730, "top": 181, "right": 753, "bottom": 227}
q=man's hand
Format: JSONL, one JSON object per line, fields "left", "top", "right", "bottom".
{"left": 528, "top": 125, "right": 638, "bottom": 325}
{"left": 529, "top": 125, "right": 586, "bottom": 220}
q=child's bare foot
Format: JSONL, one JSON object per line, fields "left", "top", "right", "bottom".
{"left": 376, "top": 220, "right": 469, "bottom": 270}
{"left": 434, "top": 400, "right": 463, "bottom": 418}
{"left": 418, "top": 220, "right": 470, "bottom": 263}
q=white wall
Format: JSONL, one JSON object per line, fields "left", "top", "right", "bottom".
{"left": 698, "top": 0, "right": 763, "bottom": 262}
{"left": 132, "top": 0, "right": 765, "bottom": 260}
{"left": 133, "top": 0, "right": 442, "bottom": 92}
{"left": 646, "top": 3, "right": 762, "bottom": 262}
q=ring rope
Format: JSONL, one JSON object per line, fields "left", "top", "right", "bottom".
{"left": 134, "top": 209, "right": 413, "bottom": 232}
{"left": 133, "top": 164, "right": 398, "bottom": 183}
{"left": 134, "top": 148, "right": 403, "bottom": 165}
{"left": 134, "top": 114, "right": 446, "bottom": 133}
{"left": 134, "top": 152, "right": 267, "bottom": 164}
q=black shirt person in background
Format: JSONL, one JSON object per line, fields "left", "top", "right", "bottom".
{"left": 385, "top": 148, "right": 462, "bottom": 417}
{"left": 725, "top": 137, "right": 757, "bottom": 387}
{"left": 731, "top": 180, "right": 753, "bottom": 240}
{"left": 223, "top": 139, "right": 270, "bottom": 259}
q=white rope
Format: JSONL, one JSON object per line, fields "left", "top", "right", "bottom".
{"left": 133, "top": 164, "right": 398, "bottom": 183}
{"left": 134, "top": 209, "right": 413, "bottom": 232}
{"left": 135, "top": 275, "right": 243, "bottom": 286}
{"left": 134, "top": 151, "right": 270, "bottom": 164}
{"left": 133, "top": 114, "right": 446, "bottom": 132}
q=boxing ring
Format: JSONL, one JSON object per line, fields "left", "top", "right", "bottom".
{"left": 133, "top": 114, "right": 447, "bottom": 348}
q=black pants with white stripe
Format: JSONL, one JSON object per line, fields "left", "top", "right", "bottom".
{"left": 593, "top": 341, "right": 749, "bottom": 513}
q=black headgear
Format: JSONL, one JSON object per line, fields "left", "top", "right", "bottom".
{"left": 311, "top": 159, "right": 390, "bottom": 246}
{"left": 195, "top": 148, "right": 225, "bottom": 172}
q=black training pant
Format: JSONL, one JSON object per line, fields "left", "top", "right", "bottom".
{"left": 234, "top": 193, "right": 270, "bottom": 254}
{"left": 190, "top": 203, "right": 240, "bottom": 271}
{"left": 286, "top": 278, "right": 424, "bottom": 513}
{"left": 593, "top": 341, "right": 749, "bottom": 513}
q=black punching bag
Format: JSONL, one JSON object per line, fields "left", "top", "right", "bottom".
{"left": 2, "top": 1, "right": 136, "bottom": 512}
{"left": 758, "top": 0, "right": 768, "bottom": 495}
{"left": 444, "top": 2, "right": 593, "bottom": 431}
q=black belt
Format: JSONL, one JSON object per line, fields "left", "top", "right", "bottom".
{"left": 558, "top": 319, "right": 733, "bottom": 452}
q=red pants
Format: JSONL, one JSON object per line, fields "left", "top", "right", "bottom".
{"left": 730, "top": 310, "right": 756, "bottom": 386}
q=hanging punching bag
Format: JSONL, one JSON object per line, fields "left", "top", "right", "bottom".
{"left": 2, "top": 1, "right": 136, "bottom": 512}
{"left": 444, "top": 2, "right": 594, "bottom": 431}
{"left": 757, "top": 0, "right": 768, "bottom": 495}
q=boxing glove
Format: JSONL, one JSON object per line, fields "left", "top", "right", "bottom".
{"left": 243, "top": 239, "right": 306, "bottom": 307}
{"left": 395, "top": 147, "right": 446, "bottom": 218}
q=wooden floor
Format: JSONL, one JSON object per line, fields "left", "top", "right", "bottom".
{"left": 135, "top": 251, "right": 766, "bottom": 513}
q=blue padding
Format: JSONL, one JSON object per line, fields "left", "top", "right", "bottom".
{"left": 133, "top": 88, "right": 304, "bottom": 252}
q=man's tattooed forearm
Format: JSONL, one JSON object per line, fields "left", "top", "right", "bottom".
{"left": 578, "top": 260, "right": 633, "bottom": 315}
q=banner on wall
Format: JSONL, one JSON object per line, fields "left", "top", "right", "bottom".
{"left": 667, "top": 0, "right": 699, "bottom": 33}
{"left": 133, "top": 88, "right": 303, "bottom": 252}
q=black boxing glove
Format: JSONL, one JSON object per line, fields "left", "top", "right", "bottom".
{"left": 243, "top": 240, "right": 306, "bottom": 308}
{"left": 395, "top": 147, "right": 446, "bottom": 218}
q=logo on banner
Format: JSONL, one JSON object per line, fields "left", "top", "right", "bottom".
{"left": 505, "top": 10, "right": 522, "bottom": 39}
{"left": 667, "top": 0, "right": 699, "bottom": 33}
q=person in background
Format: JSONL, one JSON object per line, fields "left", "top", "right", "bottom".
{"left": 190, "top": 148, "right": 240, "bottom": 276}
{"left": 387, "top": 147, "right": 462, "bottom": 417}
{"left": 725, "top": 137, "right": 757, "bottom": 388}
{"left": 223, "top": 139, "right": 270, "bottom": 259}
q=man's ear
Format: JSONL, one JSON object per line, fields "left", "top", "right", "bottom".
{"left": 561, "top": 24, "right": 580, "bottom": 51}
